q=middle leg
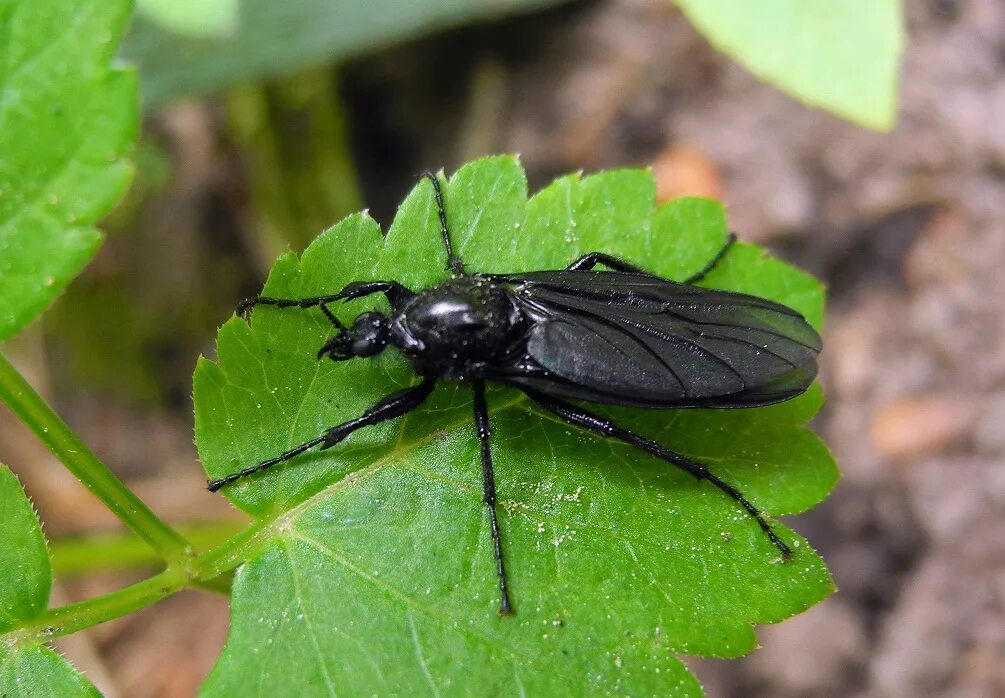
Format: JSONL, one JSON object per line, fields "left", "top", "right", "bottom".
{"left": 207, "top": 378, "right": 435, "bottom": 491}
{"left": 565, "top": 252, "right": 650, "bottom": 274}
{"left": 682, "top": 233, "right": 736, "bottom": 284}
{"left": 564, "top": 233, "right": 737, "bottom": 282}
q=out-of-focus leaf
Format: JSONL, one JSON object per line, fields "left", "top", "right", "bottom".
{"left": 0, "top": 0, "right": 137, "bottom": 340}
{"left": 674, "top": 0, "right": 904, "bottom": 131}
{"left": 195, "top": 157, "right": 836, "bottom": 695}
{"left": 124, "top": 0, "right": 575, "bottom": 106}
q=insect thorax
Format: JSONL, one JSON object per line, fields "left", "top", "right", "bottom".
{"left": 390, "top": 276, "right": 526, "bottom": 378}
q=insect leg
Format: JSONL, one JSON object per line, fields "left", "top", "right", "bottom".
{"left": 237, "top": 281, "right": 414, "bottom": 321}
{"left": 472, "top": 379, "right": 513, "bottom": 615}
{"left": 207, "top": 379, "right": 435, "bottom": 492}
{"left": 332, "top": 281, "right": 415, "bottom": 304}
{"left": 320, "top": 378, "right": 434, "bottom": 449}
{"left": 564, "top": 252, "right": 650, "bottom": 274}
{"left": 683, "top": 233, "right": 737, "bottom": 285}
{"left": 420, "top": 171, "right": 466, "bottom": 276}
{"left": 238, "top": 293, "right": 345, "bottom": 319}
{"left": 206, "top": 435, "right": 327, "bottom": 492}
{"left": 521, "top": 388, "right": 792, "bottom": 559}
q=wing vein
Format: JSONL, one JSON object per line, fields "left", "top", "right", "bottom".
{"left": 504, "top": 270, "right": 818, "bottom": 406}
{"left": 659, "top": 307, "right": 820, "bottom": 353}
{"left": 543, "top": 298, "right": 690, "bottom": 393}
{"left": 613, "top": 313, "right": 748, "bottom": 386}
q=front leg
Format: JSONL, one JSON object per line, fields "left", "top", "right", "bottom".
{"left": 237, "top": 281, "right": 415, "bottom": 327}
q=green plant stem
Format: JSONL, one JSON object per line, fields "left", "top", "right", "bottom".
{"left": 0, "top": 352, "right": 190, "bottom": 567}
{"left": 10, "top": 569, "right": 188, "bottom": 644}
{"left": 193, "top": 516, "right": 274, "bottom": 580}
{"left": 5, "top": 520, "right": 267, "bottom": 645}
{"left": 8, "top": 494, "right": 293, "bottom": 644}
{"left": 51, "top": 520, "right": 247, "bottom": 577}
{"left": 193, "top": 571, "right": 235, "bottom": 595}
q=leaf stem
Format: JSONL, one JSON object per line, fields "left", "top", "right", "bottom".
{"left": 193, "top": 517, "right": 274, "bottom": 581}
{"left": 7, "top": 521, "right": 263, "bottom": 644}
{"left": 0, "top": 352, "right": 190, "bottom": 567}
{"left": 9, "top": 569, "right": 188, "bottom": 644}
{"left": 50, "top": 520, "right": 247, "bottom": 577}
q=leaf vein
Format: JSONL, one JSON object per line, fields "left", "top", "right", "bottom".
{"left": 407, "top": 611, "right": 440, "bottom": 698}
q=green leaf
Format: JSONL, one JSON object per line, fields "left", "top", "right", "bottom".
{"left": 0, "top": 0, "right": 138, "bottom": 341}
{"left": 0, "top": 466, "right": 49, "bottom": 630}
{"left": 124, "top": 0, "right": 575, "bottom": 106}
{"left": 0, "top": 646, "right": 100, "bottom": 698}
{"left": 196, "top": 157, "right": 836, "bottom": 695}
{"left": 0, "top": 466, "right": 99, "bottom": 697}
{"left": 674, "top": 0, "right": 904, "bottom": 131}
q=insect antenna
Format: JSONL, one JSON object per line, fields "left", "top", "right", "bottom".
{"left": 420, "top": 171, "right": 466, "bottom": 276}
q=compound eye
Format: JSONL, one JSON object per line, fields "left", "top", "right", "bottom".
{"left": 351, "top": 339, "right": 378, "bottom": 356}
{"left": 351, "top": 312, "right": 390, "bottom": 355}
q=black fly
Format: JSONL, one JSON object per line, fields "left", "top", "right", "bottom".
{"left": 210, "top": 172, "right": 822, "bottom": 615}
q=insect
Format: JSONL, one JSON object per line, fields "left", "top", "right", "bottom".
{"left": 209, "top": 172, "right": 822, "bottom": 615}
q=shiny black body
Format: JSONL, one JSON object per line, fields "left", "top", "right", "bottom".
{"left": 211, "top": 172, "right": 822, "bottom": 615}
{"left": 385, "top": 271, "right": 819, "bottom": 407}
{"left": 390, "top": 277, "right": 527, "bottom": 379}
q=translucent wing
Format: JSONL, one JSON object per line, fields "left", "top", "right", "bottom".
{"left": 491, "top": 271, "right": 821, "bottom": 408}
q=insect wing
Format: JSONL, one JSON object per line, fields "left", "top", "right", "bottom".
{"left": 497, "top": 271, "right": 821, "bottom": 407}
